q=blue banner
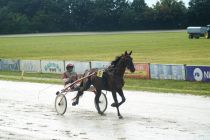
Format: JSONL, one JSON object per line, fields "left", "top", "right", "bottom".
{"left": 186, "top": 66, "right": 210, "bottom": 82}
{"left": 0, "top": 59, "right": 20, "bottom": 71}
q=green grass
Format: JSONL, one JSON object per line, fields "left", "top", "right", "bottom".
{"left": 0, "top": 32, "right": 210, "bottom": 65}
{"left": 125, "top": 78, "right": 210, "bottom": 96}
{"left": 0, "top": 31, "right": 210, "bottom": 96}
{"left": 0, "top": 71, "right": 62, "bottom": 84}
{"left": 0, "top": 71, "right": 210, "bottom": 96}
{"left": 0, "top": 70, "right": 61, "bottom": 79}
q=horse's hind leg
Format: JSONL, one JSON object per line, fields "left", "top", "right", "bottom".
{"left": 111, "top": 91, "right": 123, "bottom": 119}
{"left": 72, "top": 90, "right": 83, "bottom": 106}
{"left": 72, "top": 79, "right": 91, "bottom": 106}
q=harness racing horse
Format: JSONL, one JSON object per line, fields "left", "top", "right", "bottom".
{"left": 72, "top": 51, "right": 135, "bottom": 119}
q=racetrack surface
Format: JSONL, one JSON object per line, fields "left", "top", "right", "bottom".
{"left": 0, "top": 80, "right": 210, "bottom": 140}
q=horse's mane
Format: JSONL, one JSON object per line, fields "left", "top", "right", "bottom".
{"left": 111, "top": 55, "right": 123, "bottom": 67}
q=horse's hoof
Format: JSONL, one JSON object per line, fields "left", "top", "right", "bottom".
{"left": 118, "top": 116, "right": 123, "bottom": 119}
{"left": 102, "top": 113, "right": 106, "bottom": 116}
{"left": 111, "top": 103, "right": 117, "bottom": 107}
{"left": 56, "top": 91, "right": 60, "bottom": 95}
{"left": 98, "top": 111, "right": 104, "bottom": 115}
{"left": 72, "top": 102, "right": 78, "bottom": 106}
{"left": 100, "top": 112, "right": 106, "bottom": 116}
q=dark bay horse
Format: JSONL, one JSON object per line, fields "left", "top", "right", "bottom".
{"left": 73, "top": 51, "right": 135, "bottom": 119}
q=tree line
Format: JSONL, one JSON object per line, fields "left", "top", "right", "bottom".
{"left": 0, "top": 0, "right": 209, "bottom": 34}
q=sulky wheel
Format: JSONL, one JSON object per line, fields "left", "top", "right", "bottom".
{"left": 55, "top": 93, "right": 67, "bottom": 115}
{"left": 205, "top": 32, "right": 209, "bottom": 39}
{"left": 94, "top": 92, "right": 108, "bottom": 114}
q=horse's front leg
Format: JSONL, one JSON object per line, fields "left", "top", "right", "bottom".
{"left": 111, "top": 91, "right": 123, "bottom": 119}
{"left": 117, "top": 88, "right": 126, "bottom": 107}
{"left": 111, "top": 88, "right": 125, "bottom": 107}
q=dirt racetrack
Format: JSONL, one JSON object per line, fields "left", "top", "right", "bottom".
{"left": 0, "top": 80, "right": 210, "bottom": 140}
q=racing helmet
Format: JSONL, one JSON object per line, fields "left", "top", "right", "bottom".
{"left": 66, "top": 63, "right": 74, "bottom": 71}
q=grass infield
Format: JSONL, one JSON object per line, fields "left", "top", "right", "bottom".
{"left": 0, "top": 31, "right": 210, "bottom": 95}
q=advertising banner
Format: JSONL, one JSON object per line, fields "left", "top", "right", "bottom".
{"left": 150, "top": 64, "right": 185, "bottom": 80}
{"left": 171, "top": 65, "right": 186, "bottom": 80}
{"left": 186, "top": 66, "right": 210, "bottom": 82}
{"left": 125, "top": 63, "right": 150, "bottom": 79}
{"left": 0, "top": 59, "right": 20, "bottom": 71}
{"left": 65, "top": 61, "right": 90, "bottom": 74}
{"left": 41, "top": 60, "right": 64, "bottom": 74}
{"left": 20, "top": 60, "right": 41, "bottom": 72}
{"left": 91, "top": 61, "right": 111, "bottom": 69}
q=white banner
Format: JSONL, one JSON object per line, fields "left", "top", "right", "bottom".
{"left": 91, "top": 61, "right": 111, "bottom": 69}
{"left": 150, "top": 64, "right": 185, "bottom": 80}
{"left": 41, "top": 60, "right": 64, "bottom": 74}
{"left": 20, "top": 60, "right": 41, "bottom": 72}
{"left": 172, "top": 65, "right": 186, "bottom": 80}
{"left": 65, "top": 61, "right": 90, "bottom": 74}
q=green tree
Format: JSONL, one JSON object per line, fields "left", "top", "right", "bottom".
{"left": 31, "top": 0, "right": 69, "bottom": 32}
{"left": 92, "top": 0, "right": 116, "bottom": 30}
{"left": 0, "top": 7, "right": 30, "bottom": 34}
{"left": 113, "top": 0, "right": 130, "bottom": 30}
{"left": 188, "top": 0, "right": 210, "bottom": 26}
{"left": 0, "top": 0, "right": 191, "bottom": 34}
{"left": 130, "top": 0, "right": 150, "bottom": 29}
{"left": 67, "top": 0, "right": 94, "bottom": 31}
{"left": 153, "top": 0, "right": 187, "bottom": 29}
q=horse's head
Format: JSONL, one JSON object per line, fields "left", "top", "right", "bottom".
{"left": 123, "top": 51, "right": 135, "bottom": 73}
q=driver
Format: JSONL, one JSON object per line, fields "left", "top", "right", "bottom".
{"left": 62, "top": 63, "right": 78, "bottom": 86}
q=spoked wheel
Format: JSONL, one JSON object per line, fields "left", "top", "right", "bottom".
{"left": 55, "top": 94, "right": 67, "bottom": 115}
{"left": 94, "top": 92, "right": 108, "bottom": 114}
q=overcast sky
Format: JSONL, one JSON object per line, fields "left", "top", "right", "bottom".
{"left": 145, "top": 0, "right": 190, "bottom": 7}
